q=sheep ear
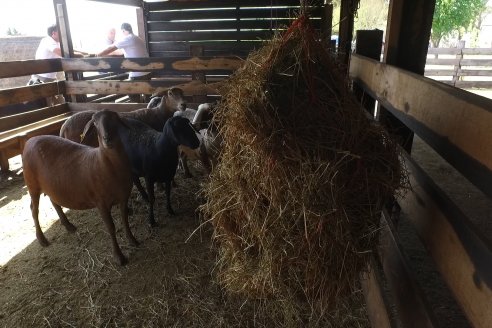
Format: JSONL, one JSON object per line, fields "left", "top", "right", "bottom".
{"left": 81, "top": 118, "right": 95, "bottom": 143}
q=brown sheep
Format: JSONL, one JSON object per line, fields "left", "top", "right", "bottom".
{"left": 59, "top": 87, "right": 187, "bottom": 147}
{"left": 22, "top": 110, "right": 136, "bottom": 265}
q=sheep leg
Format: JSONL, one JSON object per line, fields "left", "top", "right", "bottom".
{"left": 50, "top": 200, "right": 76, "bottom": 233}
{"left": 120, "top": 202, "right": 139, "bottom": 246}
{"left": 180, "top": 153, "right": 193, "bottom": 178}
{"left": 165, "top": 181, "right": 176, "bottom": 216}
{"left": 145, "top": 178, "right": 158, "bottom": 227}
{"left": 98, "top": 207, "right": 128, "bottom": 266}
{"left": 30, "top": 193, "right": 50, "bottom": 247}
{"left": 133, "top": 176, "right": 149, "bottom": 202}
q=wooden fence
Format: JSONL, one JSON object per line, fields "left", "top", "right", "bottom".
{"left": 425, "top": 47, "right": 492, "bottom": 89}
{"left": 351, "top": 53, "right": 492, "bottom": 328}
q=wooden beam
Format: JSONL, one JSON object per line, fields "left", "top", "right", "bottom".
{"left": 401, "top": 153, "right": 492, "bottom": 328}
{"left": 379, "top": 210, "right": 439, "bottom": 328}
{"left": 349, "top": 54, "right": 492, "bottom": 199}
{"left": 360, "top": 257, "right": 395, "bottom": 328}
{"left": 0, "top": 59, "right": 62, "bottom": 79}
{"left": 0, "top": 104, "right": 68, "bottom": 133}
{"left": 60, "top": 57, "right": 243, "bottom": 74}
{"left": 338, "top": 0, "right": 355, "bottom": 66}
{"left": 64, "top": 79, "right": 221, "bottom": 97}
{"left": 380, "top": 0, "right": 436, "bottom": 152}
{"left": 82, "top": 0, "right": 142, "bottom": 7}
{"left": 146, "top": 0, "right": 320, "bottom": 11}
{"left": 0, "top": 82, "right": 66, "bottom": 107}
{"left": 68, "top": 103, "right": 145, "bottom": 113}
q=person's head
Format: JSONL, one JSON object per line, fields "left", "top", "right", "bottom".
{"left": 107, "top": 27, "right": 116, "bottom": 42}
{"left": 121, "top": 23, "right": 133, "bottom": 35}
{"left": 47, "top": 24, "right": 59, "bottom": 42}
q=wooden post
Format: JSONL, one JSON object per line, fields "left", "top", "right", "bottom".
{"left": 379, "top": 0, "right": 436, "bottom": 153}
{"left": 353, "top": 29, "right": 383, "bottom": 117}
{"left": 190, "top": 45, "right": 208, "bottom": 105}
{"left": 321, "top": 3, "right": 333, "bottom": 47}
{"left": 452, "top": 40, "right": 465, "bottom": 87}
{"left": 53, "top": 0, "right": 84, "bottom": 103}
{"left": 136, "top": 7, "right": 147, "bottom": 49}
{"left": 338, "top": 0, "right": 356, "bottom": 66}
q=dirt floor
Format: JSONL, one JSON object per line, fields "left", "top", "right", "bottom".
{"left": 1, "top": 135, "right": 490, "bottom": 328}
{"left": 0, "top": 156, "right": 368, "bottom": 328}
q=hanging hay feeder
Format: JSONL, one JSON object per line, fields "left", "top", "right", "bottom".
{"left": 201, "top": 14, "right": 407, "bottom": 314}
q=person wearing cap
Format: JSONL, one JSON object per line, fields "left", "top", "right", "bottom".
{"left": 92, "top": 22, "right": 151, "bottom": 102}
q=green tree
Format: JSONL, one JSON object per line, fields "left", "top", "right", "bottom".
{"left": 431, "top": 0, "right": 488, "bottom": 47}
{"left": 6, "top": 27, "right": 21, "bottom": 36}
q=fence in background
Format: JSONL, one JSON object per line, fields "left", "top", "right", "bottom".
{"left": 425, "top": 46, "right": 492, "bottom": 89}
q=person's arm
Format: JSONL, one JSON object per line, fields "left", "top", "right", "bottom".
{"left": 53, "top": 47, "right": 62, "bottom": 57}
{"left": 96, "top": 45, "right": 119, "bottom": 57}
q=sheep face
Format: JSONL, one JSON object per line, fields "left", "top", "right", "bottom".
{"left": 167, "top": 116, "right": 200, "bottom": 149}
{"left": 83, "top": 110, "right": 128, "bottom": 149}
{"left": 166, "top": 87, "right": 187, "bottom": 112}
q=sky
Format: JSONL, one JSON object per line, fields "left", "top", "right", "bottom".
{"left": 0, "top": 0, "right": 138, "bottom": 51}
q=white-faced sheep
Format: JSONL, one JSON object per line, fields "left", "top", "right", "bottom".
{"left": 59, "top": 87, "right": 187, "bottom": 147}
{"left": 179, "top": 103, "right": 221, "bottom": 177}
{"left": 22, "top": 110, "right": 136, "bottom": 266}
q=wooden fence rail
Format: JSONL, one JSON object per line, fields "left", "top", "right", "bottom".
{"left": 425, "top": 47, "right": 492, "bottom": 88}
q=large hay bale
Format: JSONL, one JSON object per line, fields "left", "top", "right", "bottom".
{"left": 201, "top": 15, "right": 407, "bottom": 315}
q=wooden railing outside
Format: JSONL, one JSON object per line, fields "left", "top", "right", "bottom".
{"left": 351, "top": 53, "right": 492, "bottom": 328}
{"left": 425, "top": 46, "right": 492, "bottom": 89}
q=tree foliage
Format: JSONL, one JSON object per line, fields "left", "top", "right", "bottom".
{"left": 431, "top": 0, "right": 488, "bottom": 47}
{"left": 6, "top": 27, "right": 20, "bottom": 36}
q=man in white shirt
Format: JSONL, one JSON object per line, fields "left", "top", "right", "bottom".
{"left": 29, "top": 24, "right": 62, "bottom": 84}
{"left": 94, "top": 23, "right": 152, "bottom": 102}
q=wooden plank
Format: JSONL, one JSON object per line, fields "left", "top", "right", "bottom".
{"left": 401, "top": 153, "right": 492, "bottom": 328}
{"left": 148, "top": 30, "right": 275, "bottom": 43}
{"left": 0, "top": 104, "right": 68, "bottom": 133}
{"left": 146, "top": 0, "right": 321, "bottom": 11}
{"left": 455, "top": 81, "right": 492, "bottom": 89}
{"left": 379, "top": 209, "right": 439, "bottom": 328}
{"left": 360, "top": 257, "right": 395, "bottom": 328}
{"left": 83, "top": 0, "right": 142, "bottom": 7}
{"left": 424, "top": 69, "right": 456, "bottom": 76}
{"left": 64, "top": 80, "right": 221, "bottom": 96}
{"left": 148, "top": 41, "right": 260, "bottom": 53}
{"left": 462, "top": 48, "right": 492, "bottom": 55}
{"left": 427, "top": 48, "right": 462, "bottom": 55}
{"left": 458, "top": 70, "right": 492, "bottom": 77}
{"left": 349, "top": 54, "right": 492, "bottom": 198}
{"left": 0, "top": 59, "right": 62, "bottom": 79}
{"left": 147, "top": 7, "right": 322, "bottom": 22}
{"left": 61, "top": 57, "right": 242, "bottom": 73}
{"left": 0, "top": 113, "right": 70, "bottom": 147}
{"left": 425, "top": 58, "right": 460, "bottom": 65}
{"left": 146, "top": 19, "right": 320, "bottom": 32}
{"left": 460, "top": 59, "right": 492, "bottom": 66}
{"left": 68, "top": 103, "right": 147, "bottom": 113}
{"left": 0, "top": 82, "right": 66, "bottom": 107}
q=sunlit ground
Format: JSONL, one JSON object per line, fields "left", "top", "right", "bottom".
{"left": 0, "top": 155, "right": 59, "bottom": 266}
{"left": 467, "top": 88, "right": 492, "bottom": 99}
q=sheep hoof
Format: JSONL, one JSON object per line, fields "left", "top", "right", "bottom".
{"left": 117, "top": 255, "right": 128, "bottom": 266}
{"left": 63, "top": 222, "right": 77, "bottom": 233}
{"left": 37, "top": 234, "right": 50, "bottom": 247}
